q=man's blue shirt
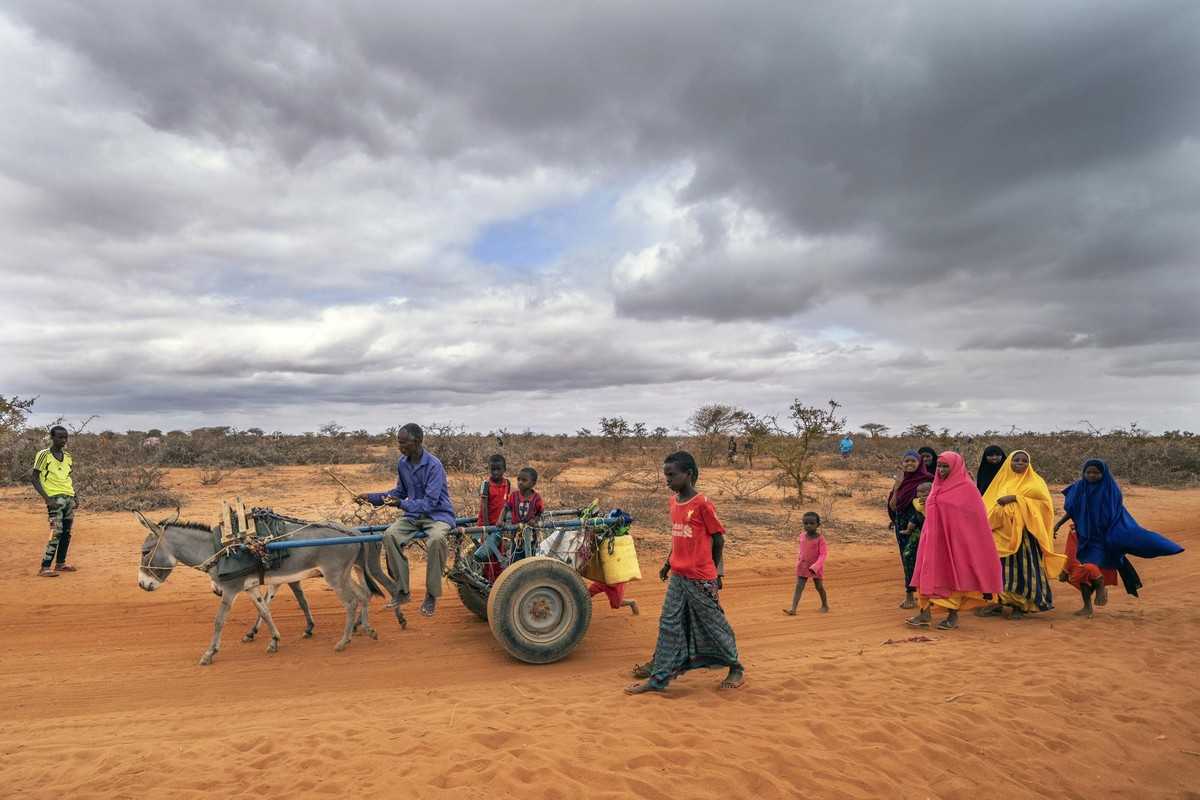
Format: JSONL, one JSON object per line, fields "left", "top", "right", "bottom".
{"left": 367, "top": 449, "right": 456, "bottom": 526}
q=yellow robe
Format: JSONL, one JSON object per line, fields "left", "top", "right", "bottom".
{"left": 981, "top": 451, "right": 1066, "bottom": 579}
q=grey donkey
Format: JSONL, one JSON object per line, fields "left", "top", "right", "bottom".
{"left": 134, "top": 510, "right": 402, "bottom": 665}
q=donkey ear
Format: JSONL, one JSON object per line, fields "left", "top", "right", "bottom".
{"left": 132, "top": 510, "right": 159, "bottom": 535}
{"left": 167, "top": 504, "right": 181, "bottom": 526}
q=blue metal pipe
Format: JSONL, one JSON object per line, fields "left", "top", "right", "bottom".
{"left": 268, "top": 534, "right": 383, "bottom": 550}
{"left": 274, "top": 513, "right": 634, "bottom": 551}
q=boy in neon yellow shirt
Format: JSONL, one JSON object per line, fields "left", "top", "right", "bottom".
{"left": 31, "top": 426, "right": 78, "bottom": 577}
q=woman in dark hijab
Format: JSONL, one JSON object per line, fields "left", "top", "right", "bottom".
{"left": 917, "top": 446, "right": 938, "bottom": 477}
{"left": 887, "top": 450, "right": 932, "bottom": 609}
{"left": 975, "top": 445, "right": 1006, "bottom": 494}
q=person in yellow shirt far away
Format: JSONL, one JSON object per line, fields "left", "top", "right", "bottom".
{"left": 31, "top": 426, "right": 79, "bottom": 577}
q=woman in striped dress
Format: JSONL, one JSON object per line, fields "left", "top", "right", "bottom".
{"left": 977, "top": 450, "right": 1066, "bottom": 619}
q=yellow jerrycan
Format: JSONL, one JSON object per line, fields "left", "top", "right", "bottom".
{"left": 599, "top": 534, "right": 642, "bottom": 584}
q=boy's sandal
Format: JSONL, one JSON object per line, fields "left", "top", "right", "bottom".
{"left": 55, "top": 564, "right": 77, "bottom": 572}
{"left": 37, "top": 568, "right": 60, "bottom": 577}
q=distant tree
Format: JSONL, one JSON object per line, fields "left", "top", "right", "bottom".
{"left": 762, "top": 399, "right": 845, "bottom": 501}
{"left": 651, "top": 426, "right": 670, "bottom": 440}
{"left": 576, "top": 427, "right": 592, "bottom": 437}
{"left": 319, "top": 421, "right": 345, "bottom": 438}
{"left": 599, "top": 416, "right": 632, "bottom": 456}
{"left": 903, "top": 423, "right": 935, "bottom": 438}
{"left": 146, "top": 428, "right": 164, "bottom": 438}
{"left": 688, "top": 404, "right": 752, "bottom": 465}
{"left": 631, "top": 421, "right": 648, "bottom": 438}
{"left": 245, "top": 427, "right": 265, "bottom": 437}
{"left": 861, "top": 423, "right": 889, "bottom": 439}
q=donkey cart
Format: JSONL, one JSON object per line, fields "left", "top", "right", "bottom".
{"left": 268, "top": 507, "right": 638, "bottom": 664}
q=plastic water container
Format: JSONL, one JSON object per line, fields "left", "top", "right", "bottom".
{"left": 599, "top": 535, "right": 642, "bottom": 584}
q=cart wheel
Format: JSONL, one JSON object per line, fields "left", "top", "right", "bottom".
{"left": 486, "top": 556, "right": 591, "bottom": 664}
{"left": 456, "top": 581, "right": 489, "bottom": 621}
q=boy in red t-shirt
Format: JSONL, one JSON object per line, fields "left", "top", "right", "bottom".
{"left": 478, "top": 454, "right": 511, "bottom": 526}
{"left": 503, "top": 467, "right": 543, "bottom": 561}
{"left": 626, "top": 451, "right": 744, "bottom": 694}
{"left": 502, "top": 467, "right": 543, "bottom": 525}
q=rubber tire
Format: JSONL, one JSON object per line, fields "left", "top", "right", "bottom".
{"left": 486, "top": 556, "right": 591, "bottom": 664}
{"left": 456, "top": 581, "right": 489, "bottom": 621}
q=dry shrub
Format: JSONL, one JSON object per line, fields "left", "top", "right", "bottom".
{"left": 841, "top": 432, "right": 1200, "bottom": 486}
{"left": 710, "top": 471, "right": 779, "bottom": 502}
{"left": 74, "top": 463, "right": 182, "bottom": 512}
{"left": 534, "top": 462, "right": 568, "bottom": 484}
{"left": 199, "top": 466, "right": 226, "bottom": 486}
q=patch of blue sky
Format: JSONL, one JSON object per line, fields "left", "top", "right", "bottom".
{"left": 469, "top": 187, "right": 621, "bottom": 273}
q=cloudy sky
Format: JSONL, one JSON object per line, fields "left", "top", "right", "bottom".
{"left": 2, "top": 1, "right": 1198, "bottom": 435}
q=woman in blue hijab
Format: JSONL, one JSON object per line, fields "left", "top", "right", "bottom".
{"left": 1054, "top": 459, "right": 1183, "bottom": 616}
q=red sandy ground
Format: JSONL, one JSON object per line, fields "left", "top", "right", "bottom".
{"left": 0, "top": 465, "right": 1197, "bottom": 799}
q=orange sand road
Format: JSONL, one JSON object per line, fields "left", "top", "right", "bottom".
{"left": 1, "top": 469, "right": 1197, "bottom": 799}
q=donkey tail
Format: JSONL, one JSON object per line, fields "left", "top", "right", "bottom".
{"left": 358, "top": 541, "right": 390, "bottom": 598}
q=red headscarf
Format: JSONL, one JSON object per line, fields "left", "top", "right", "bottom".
{"left": 910, "top": 451, "right": 1002, "bottom": 598}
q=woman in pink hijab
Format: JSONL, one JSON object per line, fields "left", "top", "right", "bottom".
{"left": 906, "top": 451, "right": 1002, "bottom": 630}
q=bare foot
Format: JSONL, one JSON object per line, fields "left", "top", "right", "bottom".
{"left": 974, "top": 604, "right": 1005, "bottom": 618}
{"left": 632, "top": 662, "right": 653, "bottom": 679}
{"left": 936, "top": 618, "right": 958, "bottom": 630}
{"left": 1074, "top": 606, "right": 1094, "bottom": 618}
{"left": 55, "top": 564, "right": 77, "bottom": 572}
{"left": 628, "top": 600, "right": 640, "bottom": 616}
{"left": 37, "top": 568, "right": 59, "bottom": 577}
{"left": 1094, "top": 582, "right": 1109, "bottom": 606}
{"left": 1009, "top": 608, "right": 1025, "bottom": 620}
{"left": 819, "top": 606, "right": 829, "bottom": 613}
{"left": 720, "top": 666, "right": 745, "bottom": 690}
{"left": 783, "top": 608, "right": 797, "bottom": 616}
{"left": 419, "top": 595, "right": 437, "bottom": 617}
{"left": 625, "top": 681, "right": 665, "bottom": 695}
{"left": 899, "top": 597, "right": 917, "bottom": 610}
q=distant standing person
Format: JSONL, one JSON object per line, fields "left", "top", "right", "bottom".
{"left": 626, "top": 451, "right": 744, "bottom": 694}
{"left": 32, "top": 425, "right": 78, "bottom": 577}
{"left": 356, "top": 423, "right": 455, "bottom": 617}
{"left": 839, "top": 435, "right": 854, "bottom": 458}
{"left": 727, "top": 436, "right": 737, "bottom": 464}
{"left": 975, "top": 445, "right": 1006, "bottom": 495}
{"left": 743, "top": 438, "right": 754, "bottom": 468}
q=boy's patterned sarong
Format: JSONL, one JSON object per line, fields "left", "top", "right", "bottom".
{"left": 647, "top": 574, "right": 741, "bottom": 689}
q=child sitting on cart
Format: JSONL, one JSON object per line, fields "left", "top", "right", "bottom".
{"left": 475, "top": 467, "right": 543, "bottom": 576}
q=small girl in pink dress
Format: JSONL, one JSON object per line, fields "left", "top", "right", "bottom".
{"left": 784, "top": 511, "right": 829, "bottom": 614}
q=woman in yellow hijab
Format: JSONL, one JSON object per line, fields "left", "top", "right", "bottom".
{"left": 977, "top": 450, "right": 1066, "bottom": 618}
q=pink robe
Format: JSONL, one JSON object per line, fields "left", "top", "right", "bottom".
{"left": 796, "top": 533, "right": 828, "bottom": 579}
{"left": 910, "top": 452, "right": 1002, "bottom": 598}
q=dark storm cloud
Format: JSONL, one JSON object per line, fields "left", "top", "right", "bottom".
{"left": 2, "top": 1, "right": 1197, "bottom": 432}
